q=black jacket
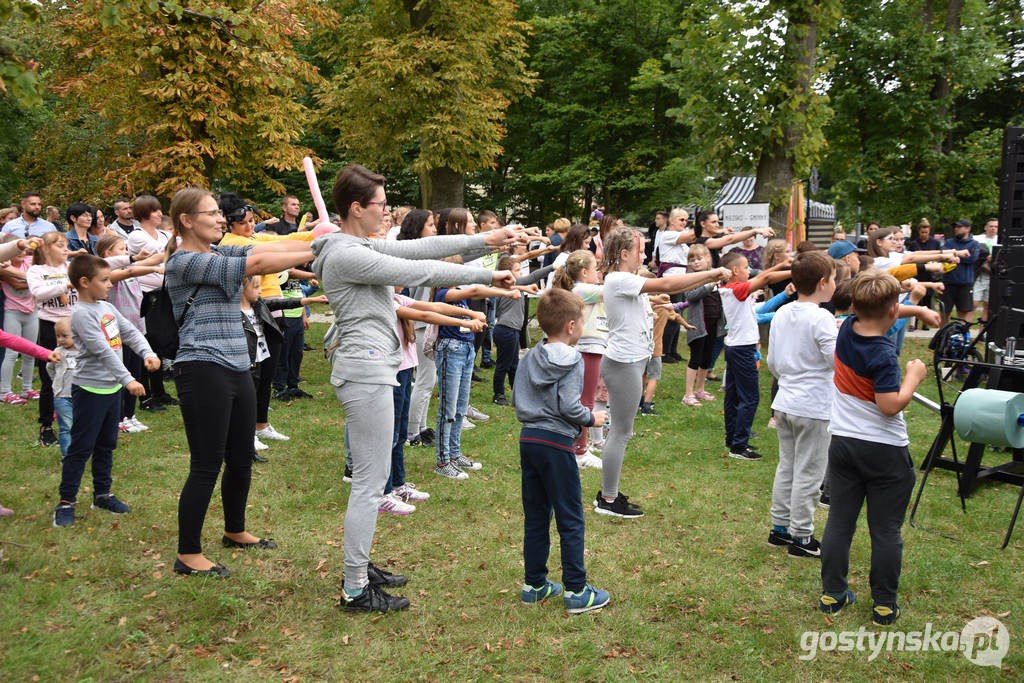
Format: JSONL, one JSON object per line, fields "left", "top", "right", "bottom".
{"left": 241, "top": 298, "right": 304, "bottom": 369}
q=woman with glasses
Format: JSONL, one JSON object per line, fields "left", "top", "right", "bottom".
{"left": 217, "top": 193, "right": 317, "bottom": 454}
{"left": 865, "top": 226, "right": 965, "bottom": 271}
{"left": 165, "top": 188, "right": 315, "bottom": 577}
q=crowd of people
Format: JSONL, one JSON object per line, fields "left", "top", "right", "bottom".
{"left": 0, "top": 178, "right": 999, "bottom": 622}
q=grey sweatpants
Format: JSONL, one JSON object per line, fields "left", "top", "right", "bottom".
{"left": 600, "top": 356, "right": 647, "bottom": 500}
{"left": 408, "top": 333, "right": 437, "bottom": 435}
{"left": 335, "top": 380, "right": 394, "bottom": 591}
{"left": 770, "top": 411, "right": 829, "bottom": 538}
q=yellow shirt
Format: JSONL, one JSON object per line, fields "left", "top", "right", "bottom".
{"left": 219, "top": 230, "right": 315, "bottom": 298}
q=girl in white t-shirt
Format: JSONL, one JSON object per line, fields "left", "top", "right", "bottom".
{"left": 553, "top": 249, "right": 606, "bottom": 469}
{"left": 595, "top": 228, "right": 730, "bottom": 519}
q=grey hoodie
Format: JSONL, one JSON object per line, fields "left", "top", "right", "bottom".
{"left": 312, "top": 232, "right": 494, "bottom": 386}
{"left": 513, "top": 340, "right": 594, "bottom": 439}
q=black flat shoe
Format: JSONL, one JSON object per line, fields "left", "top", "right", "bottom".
{"left": 252, "top": 453, "right": 269, "bottom": 463}
{"left": 174, "top": 558, "right": 230, "bottom": 577}
{"left": 222, "top": 535, "right": 278, "bottom": 550}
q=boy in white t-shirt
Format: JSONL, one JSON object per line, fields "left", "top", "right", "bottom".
{"left": 766, "top": 252, "right": 836, "bottom": 558}
{"left": 718, "top": 251, "right": 791, "bottom": 461}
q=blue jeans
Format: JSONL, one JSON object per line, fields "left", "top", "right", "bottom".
{"left": 723, "top": 344, "right": 759, "bottom": 451}
{"left": 482, "top": 298, "right": 496, "bottom": 363}
{"left": 435, "top": 338, "right": 474, "bottom": 466}
{"left": 387, "top": 368, "right": 413, "bottom": 493}
{"left": 55, "top": 396, "right": 73, "bottom": 459}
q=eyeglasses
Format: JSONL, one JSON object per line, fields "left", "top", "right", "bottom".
{"left": 364, "top": 201, "right": 388, "bottom": 210}
{"left": 188, "top": 209, "right": 224, "bottom": 217}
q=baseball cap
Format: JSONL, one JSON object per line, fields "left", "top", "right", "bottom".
{"left": 955, "top": 218, "right": 972, "bottom": 228}
{"left": 827, "top": 241, "right": 866, "bottom": 259}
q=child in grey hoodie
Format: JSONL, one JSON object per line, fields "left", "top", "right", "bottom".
{"left": 513, "top": 288, "right": 610, "bottom": 614}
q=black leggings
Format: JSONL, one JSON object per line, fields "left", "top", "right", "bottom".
{"left": 174, "top": 361, "right": 255, "bottom": 555}
{"left": 256, "top": 335, "right": 282, "bottom": 422}
{"left": 687, "top": 327, "right": 718, "bottom": 371}
{"left": 35, "top": 319, "right": 57, "bottom": 427}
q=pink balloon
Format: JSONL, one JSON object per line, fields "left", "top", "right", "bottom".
{"left": 312, "top": 221, "right": 340, "bottom": 238}
{"left": 303, "top": 156, "right": 329, "bottom": 225}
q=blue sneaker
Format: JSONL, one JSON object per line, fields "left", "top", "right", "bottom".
{"left": 564, "top": 584, "right": 610, "bottom": 614}
{"left": 872, "top": 603, "right": 901, "bottom": 626}
{"left": 92, "top": 494, "right": 131, "bottom": 514}
{"left": 819, "top": 590, "right": 855, "bottom": 615}
{"left": 53, "top": 502, "right": 75, "bottom": 527}
{"left": 521, "top": 579, "right": 563, "bottom": 604}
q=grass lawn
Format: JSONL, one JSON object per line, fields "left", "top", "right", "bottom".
{"left": 0, "top": 314, "right": 1020, "bottom": 681}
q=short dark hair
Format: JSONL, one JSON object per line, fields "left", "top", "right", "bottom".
{"left": 331, "top": 163, "right": 385, "bottom": 219}
{"left": 20, "top": 191, "right": 40, "bottom": 201}
{"left": 65, "top": 202, "right": 92, "bottom": 225}
{"left": 850, "top": 270, "right": 901, "bottom": 320}
{"left": 112, "top": 198, "right": 131, "bottom": 208}
{"left": 791, "top": 251, "right": 836, "bottom": 296}
{"left": 132, "top": 194, "right": 162, "bottom": 222}
{"left": 831, "top": 278, "right": 853, "bottom": 312}
{"left": 478, "top": 209, "right": 498, "bottom": 224}
{"left": 68, "top": 253, "right": 109, "bottom": 289}
{"left": 536, "top": 287, "right": 584, "bottom": 337}
{"left": 656, "top": 210, "right": 668, "bottom": 219}
{"left": 719, "top": 250, "right": 747, "bottom": 270}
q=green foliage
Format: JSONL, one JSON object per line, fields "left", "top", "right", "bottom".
{"left": 36, "top": 0, "right": 330, "bottom": 200}
{"left": 0, "top": 0, "right": 42, "bottom": 105}
{"left": 818, "top": 0, "right": 1009, "bottom": 227}
{"left": 315, "top": 0, "right": 535, "bottom": 202}
{"left": 474, "top": 0, "right": 702, "bottom": 225}
{"left": 661, "top": 0, "right": 841, "bottom": 209}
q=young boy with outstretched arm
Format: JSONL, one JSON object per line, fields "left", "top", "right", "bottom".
{"left": 718, "top": 251, "right": 791, "bottom": 460}
{"left": 766, "top": 251, "right": 836, "bottom": 558}
{"left": 52, "top": 254, "right": 160, "bottom": 528}
{"left": 818, "top": 270, "right": 933, "bottom": 626}
{"left": 513, "top": 288, "right": 610, "bottom": 614}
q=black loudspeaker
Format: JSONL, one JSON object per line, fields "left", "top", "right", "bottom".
{"left": 990, "top": 127, "right": 1024, "bottom": 348}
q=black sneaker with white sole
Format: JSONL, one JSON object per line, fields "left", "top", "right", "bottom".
{"left": 729, "top": 447, "right": 763, "bottom": 461}
{"left": 767, "top": 529, "right": 793, "bottom": 547}
{"left": 788, "top": 536, "right": 821, "bottom": 558}
{"left": 593, "top": 491, "right": 644, "bottom": 518}
{"left": 339, "top": 583, "right": 410, "bottom": 613}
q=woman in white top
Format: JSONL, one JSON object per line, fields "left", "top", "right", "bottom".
{"left": 866, "top": 226, "right": 964, "bottom": 271}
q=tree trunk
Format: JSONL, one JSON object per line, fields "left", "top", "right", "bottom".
{"left": 420, "top": 166, "right": 464, "bottom": 210}
{"left": 752, "top": 7, "right": 818, "bottom": 232}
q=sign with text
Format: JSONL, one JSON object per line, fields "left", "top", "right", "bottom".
{"left": 721, "top": 203, "right": 770, "bottom": 230}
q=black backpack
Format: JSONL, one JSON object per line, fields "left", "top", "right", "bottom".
{"left": 141, "top": 284, "right": 199, "bottom": 359}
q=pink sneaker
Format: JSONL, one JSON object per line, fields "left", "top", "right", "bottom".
{"left": 2, "top": 393, "right": 26, "bottom": 405}
{"left": 695, "top": 391, "right": 715, "bottom": 401}
{"left": 378, "top": 492, "right": 415, "bottom": 514}
{"left": 0, "top": 504, "right": 12, "bottom": 517}
{"left": 21, "top": 389, "right": 40, "bottom": 400}
{"left": 682, "top": 395, "right": 701, "bottom": 406}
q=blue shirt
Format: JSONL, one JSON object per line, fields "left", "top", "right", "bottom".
{"left": 942, "top": 236, "right": 980, "bottom": 285}
{"left": 434, "top": 288, "right": 474, "bottom": 342}
{"left": 2, "top": 216, "right": 57, "bottom": 238}
{"left": 165, "top": 244, "right": 252, "bottom": 371}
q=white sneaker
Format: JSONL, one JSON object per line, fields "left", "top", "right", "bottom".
{"left": 128, "top": 416, "right": 149, "bottom": 432}
{"left": 378, "top": 492, "right": 415, "bottom": 514}
{"left": 256, "top": 424, "right": 290, "bottom": 441}
{"left": 467, "top": 406, "right": 490, "bottom": 422}
{"left": 576, "top": 450, "right": 603, "bottom": 469}
{"left": 454, "top": 455, "right": 482, "bottom": 471}
{"left": 393, "top": 483, "right": 430, "bottom": 502}
{"left": 462, "top": 417, "right": 476, "bottom": 430}
{"left": 254, "top": 436, "right": 269, "bottom": 451}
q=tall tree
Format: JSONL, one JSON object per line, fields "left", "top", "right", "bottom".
{"left": 473, "top": 0, "right": 705, "bottom": 226}
{"left": 0, "top": 1, "right": 42, "bottom": 105}
{"left": 659, "top": 0, "right": 841, "bottom": 228}
{"left": 818, "top": 0, "right": 1008, "bottom": 226}
{"left": 34, "top": 0, "right": 328, "bottom": 201}
{"left": 315, "top": 0, "right": 535, "bottom": 210}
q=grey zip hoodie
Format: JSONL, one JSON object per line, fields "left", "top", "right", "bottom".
{"left": 513, "top": 340, "right": 594, "bottom": 439}
{"left": 312, "top": 232, "right": 495, "bottom": 386}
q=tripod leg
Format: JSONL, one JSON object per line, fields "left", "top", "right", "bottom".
{"left": 1002, "top": 483, "right": 1024, "bottom": 550}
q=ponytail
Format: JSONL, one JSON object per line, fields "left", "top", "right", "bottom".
{"left": 554, "top": 249, "right": 596, "bottom": 290}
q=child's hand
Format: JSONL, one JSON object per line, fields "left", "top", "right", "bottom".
{"left": 304, "top": 295, "right": 328, "bottom": 304}
{"left": 649, "top": 293, "right": 670, "bottom": 304}
{"left": 136, "top": 249, "right": 152, "bottom": 261}
{"left": 143, "top": 356, "right": 161, "bottom": 372}
{"left": 905, "top": 359, "right": 927, "bottom": 385}
{"left": 680, "top": 319, "right": 697, "bottom": 331}
{"left": 757, "top": 227, "right": 776, "bottom": 238}
{"left": 925, "top": 261, "right": 944, "bottom": 273}
{"left": 47, "top": 349, "right": 62, "bottom": 363}
{"left": 503, "top": 289, "right": 522, "bottom": 300}
{"left": 468, "top": 310, "right": 487, "bottom": 322}
{"left": 916, "top": 308, "right": 941, "bottom": 327}
{"left": 712, "top": 266, "right": 731, "bottom": 281}
{"left": 932, "top": 282, "right": 945, "bottom": 294}
{"left": 784, "top": 282, "right": 797, "bottom": 296}
{"left": 465, "top": 319, "right": 486, "bottom": 333}
{"left": 591, "top": 410, "right": 608, "bottom": 427}
{"left": 126, "top": 380, "right": 146, "bottom": 397}
{"left": 518, "top": 284, "right": 540, "bottom": 295}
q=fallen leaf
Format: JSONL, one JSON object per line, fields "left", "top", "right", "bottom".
{"left": 143, "top": 591, "right": 157, "bottom": 599}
